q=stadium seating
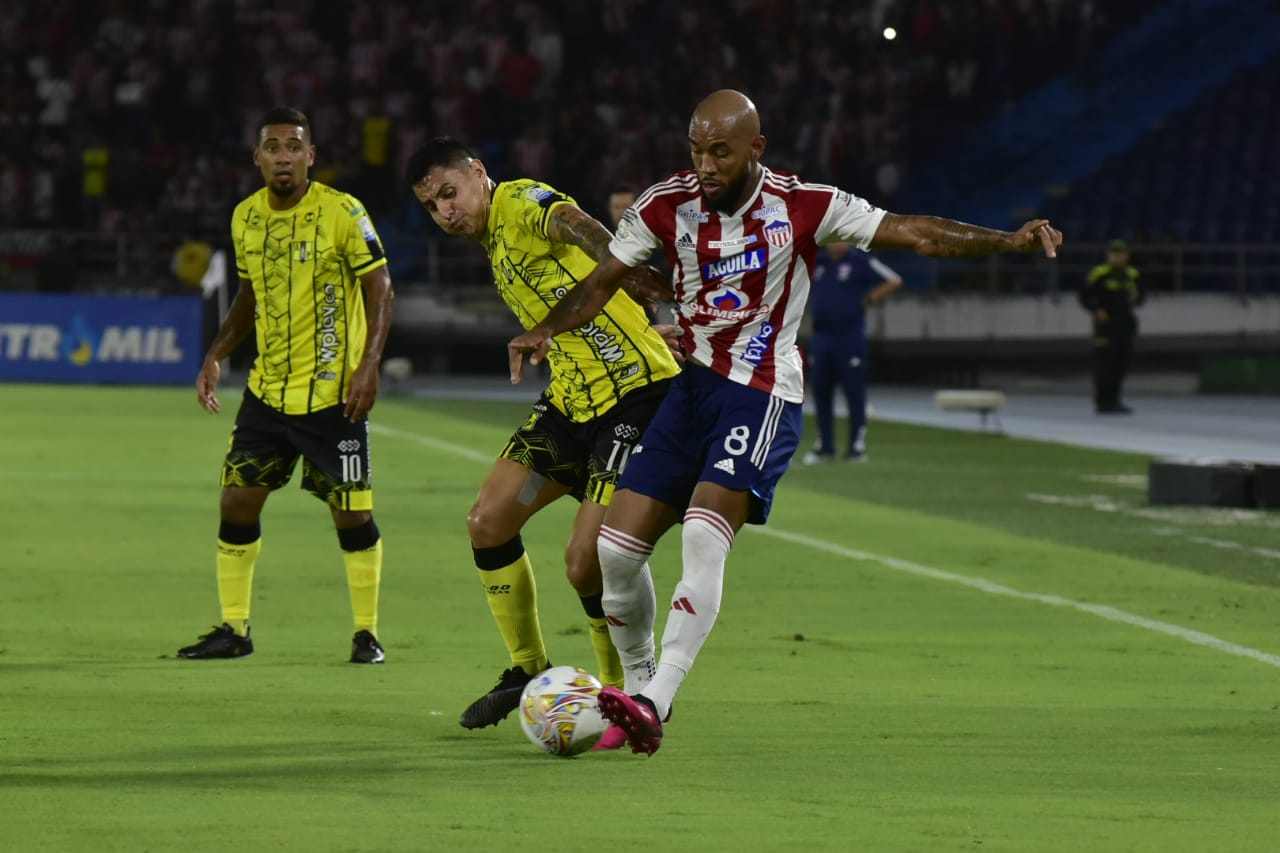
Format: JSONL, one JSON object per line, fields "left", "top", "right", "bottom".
{"left": 1042, "top": 56, "right": 1280, "bottom": 245}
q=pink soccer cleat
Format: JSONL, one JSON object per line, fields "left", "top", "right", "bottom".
{"left": 590, "top": 724, "right": 629, "bottom": 752}
{"left": 597, "top": 686, "right": 664, "bottom": 756}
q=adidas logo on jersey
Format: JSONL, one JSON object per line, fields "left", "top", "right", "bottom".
{"left": 713, "top": 458, "right": 736, "bottom": 475}
{"left": 676, "top": 233, "right": 696, "bottom": 249}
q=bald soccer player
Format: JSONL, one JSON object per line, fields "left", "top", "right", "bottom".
{"left": 509, "top": 90, "right": 1062, "bottom": 755}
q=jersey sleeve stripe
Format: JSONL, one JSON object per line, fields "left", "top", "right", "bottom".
{"left": 635, "top": 173, "right": 699, "bottom": 209}
{"left": 350, "top": 255, "right": 389, "bottom": 275}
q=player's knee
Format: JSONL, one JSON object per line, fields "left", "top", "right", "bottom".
{"left": 597, "top": 532, "right": 644, "bottom": 585}
{"left": 563, "top": 542, "right": 600, "bottom": 595}
{"left": 333, "top": 508, "right": 372, "bottom": 529}
{"left": 467, "top": 502, "right": 517, "bottom": 548}
{"left": 220, "top": 487, "right": 267, "bottom": 525}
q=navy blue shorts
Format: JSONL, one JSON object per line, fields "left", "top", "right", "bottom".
{"left": 618, "top": 363, "right": 803, "bottom": 524}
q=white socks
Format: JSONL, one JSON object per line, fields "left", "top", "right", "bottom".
{"left": 597, "top": 525, "right": 658, "bottom": 694}
{"left": 642, "top": 507, "right": 734, "bottom": 720}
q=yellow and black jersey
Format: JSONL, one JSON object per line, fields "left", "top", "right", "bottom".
{"left": 1080, "top": 262, "right": 1143, "bottom": 328}
{"left": 482, "top": 179, "right": 679, "bottom": 422}
{"left": 231, "top": 181, "right": 387, "bottom": 414}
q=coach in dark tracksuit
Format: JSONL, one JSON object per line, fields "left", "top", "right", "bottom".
{"left": 803, "top": 243, "right": 902, "bottom": 463}
{"left": 1080, "top": 239, "right": 1144, "bottom": 414}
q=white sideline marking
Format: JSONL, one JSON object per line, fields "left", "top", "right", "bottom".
{"left": 754, "top": 527, "right": 1280, "bottom": 670}
{"left": 375, "top": 423, "right": 1280, "bottom": 670}
{"left": 1028, "top": 491, "right": 1280, "bottom": 529}
{"left": 1149, "top": 527, "right": 1280, "bottom": 561}
{"left": 1026, "top": 492, "right": 1280, "bottom": 560}
{"left": 371, "top": 423, "right": 492, "bottom": 463}
{"left": 1079, "top": 473, "right": 1147, "bottom": 489}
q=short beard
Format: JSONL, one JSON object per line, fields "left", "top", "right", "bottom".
{"left": 702, "top": 174, "right": 749, "bottom": 212}
{"left": 268, "top": 179, "right": 298, "bottom": 198}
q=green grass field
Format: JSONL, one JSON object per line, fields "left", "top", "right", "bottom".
{"left": 3, "top": 383, "right": 1278, "bottom": 852}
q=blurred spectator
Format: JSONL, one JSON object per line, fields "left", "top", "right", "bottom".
{"left": 1, "top": 0, "right": 1158, "bottom": 277}
{"left": 35, "top": 233, "right": 78, "bottom": 293}
{"left": 606, "top": 189, "right": 636, "bottom": 229}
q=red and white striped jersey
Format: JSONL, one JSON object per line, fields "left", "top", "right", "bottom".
{"left": 609, "top": 166, "right": 885, "bottom": 402}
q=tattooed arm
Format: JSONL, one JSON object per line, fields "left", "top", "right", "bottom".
{"left": 546, "top": 203, "right": 614, "bottom": 263}
{"left": 546, "top": 203, "right": 673, "bottom": 305}
{"left": 871, "top": 213, "right": 1062, "bottom": 258}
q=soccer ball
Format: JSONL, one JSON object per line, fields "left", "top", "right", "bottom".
{"left": 518, "top": 665, "right": 609, "bottom": 756}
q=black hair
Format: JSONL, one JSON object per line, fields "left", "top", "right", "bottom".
{"left": 258, "top": 106, "right": 311, "bottom": 139}
{"left": 404, "top": 137, "right": 477, "bottom": 185}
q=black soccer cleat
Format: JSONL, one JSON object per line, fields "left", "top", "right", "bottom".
{"left": 349, "top": 630, "right": 385, "bottom": 664}
{"left": 178, "top": 623, "right": 254, "bottom": 659}
{"left": 458, "top": 664, "right": 542, "bottom": 729}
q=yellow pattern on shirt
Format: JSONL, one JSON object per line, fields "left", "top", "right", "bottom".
{"left": 231, "top": 182, "right": 387, "bottom": 414}
{"left": 483, "top": 179, "right": 679, "bottom": 422}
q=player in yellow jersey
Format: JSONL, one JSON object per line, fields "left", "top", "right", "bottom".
{"left": 406, "top": 137, "right": 680, "bottom": 733}
{"left": 178, "top": 107, "right": 395, "bottom": 664}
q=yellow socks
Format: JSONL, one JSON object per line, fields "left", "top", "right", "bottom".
{"left": 588, "top": 615, "right": 624, "bottom": 688}
{"left": 217, "top": 536, "right": 260, "bottom": 637}
{"left": 344, "top": 539, "right": 382, "bottom": 635}
{"left": 339, "top": 521, "right": 382, "bottom": 635}
{"left": 216, "top": 520, "right": 383, "bottom": 639}
{"left": 474, "top": 536, "right": 547, "bottom": 675}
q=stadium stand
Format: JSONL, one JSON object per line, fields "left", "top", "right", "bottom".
{"left": 1, "top": 0, "right": 1164, "bottom": 289}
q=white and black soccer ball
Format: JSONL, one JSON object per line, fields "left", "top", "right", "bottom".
{"left": 518, "top": 665, "right": 608, "bottom": 756}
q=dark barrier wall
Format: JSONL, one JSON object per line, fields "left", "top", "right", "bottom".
{"left": 0, "top": 294, "right": 203, "bottom": 385}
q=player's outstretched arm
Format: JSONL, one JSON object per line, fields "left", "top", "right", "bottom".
{"left": 871, "top": 213, "right": 1062, "bottom": 259}
{"left": 547, "top": 204, "right": 673, "bottom": 306}
{"left": 507, "top": 255, "right": 630, "bottom": 383}
{"left": 345, "top": 265, "right": 395, "bottom": 422}
{"left": 196, "top": 278, "right": 256, "bottom": 413}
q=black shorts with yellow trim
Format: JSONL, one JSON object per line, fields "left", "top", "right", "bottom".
{"left": 500, "top": 379, "right": 670, "bottom": 506}
{"left": 220, "top": 390, "right": 374, "bottom": 511}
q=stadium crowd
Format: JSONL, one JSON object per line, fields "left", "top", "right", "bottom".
{"left": 2, "top": 0, "right": 1152, "bottom": 249}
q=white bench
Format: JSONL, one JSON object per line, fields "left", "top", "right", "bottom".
{"left": 933, "top": 389, "right": 1006, "bottom": 433}
{"left": 381, "top": 356, "right": 414, "bottom": 386}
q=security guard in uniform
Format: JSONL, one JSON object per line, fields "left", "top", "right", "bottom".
{"left": 1080, "top": 239, "right": 1143, "bottom": 414}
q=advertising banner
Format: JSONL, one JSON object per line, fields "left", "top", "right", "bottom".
{"left": 0, "top": 293, "right": 203, "bottom": 385}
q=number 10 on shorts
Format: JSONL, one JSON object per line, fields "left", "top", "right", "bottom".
{"left": 340, "top": 453, "right": 363, "bottom": 482}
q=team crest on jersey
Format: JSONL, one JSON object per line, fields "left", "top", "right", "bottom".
{"left": 764, "top": 220, "right": 792, "bottom": 248}
{"left": 704, "top": 284, "right": 747, "bottom": 311}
